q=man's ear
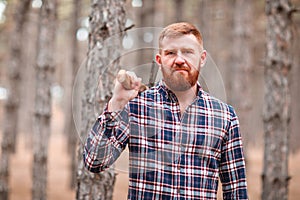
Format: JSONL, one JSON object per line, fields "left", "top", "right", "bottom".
{"left": 200, "top": 50, "right": 207, "bottom": 68}
{"left": 155, "top": 54, "right": 162, "bottom": 65}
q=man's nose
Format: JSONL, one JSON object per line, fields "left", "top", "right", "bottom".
{"left": 174, "top": 53, "right": 185, "bottom": 65}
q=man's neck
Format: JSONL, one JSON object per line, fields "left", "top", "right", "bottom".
{"left": 171, "top": 85, "right": 197, "bottom": 114}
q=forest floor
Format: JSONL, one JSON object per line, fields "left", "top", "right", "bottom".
{"left": 2, "top": 105, "right": 300, "bottom": 200}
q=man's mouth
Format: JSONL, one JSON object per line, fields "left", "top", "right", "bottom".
{"left": 174, "top": 68, "right": 189, "bottom": 73}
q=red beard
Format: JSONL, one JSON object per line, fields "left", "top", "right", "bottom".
{"left": 161, "top": 65, "right": 199, "bottom": 91}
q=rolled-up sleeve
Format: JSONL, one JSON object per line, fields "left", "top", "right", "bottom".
{"left": 219, "top": 107, "right": 248, "bottom": 199}
{"left": 83, "top": 105, "right": 130, "bottom": 173}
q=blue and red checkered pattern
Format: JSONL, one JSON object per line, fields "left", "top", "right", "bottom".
{"left": 83, "top": 81, "right": 248, "bottom": 200}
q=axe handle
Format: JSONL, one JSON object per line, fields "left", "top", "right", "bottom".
{"left": 117, "top": 70, "right": 148, "bottom": 92}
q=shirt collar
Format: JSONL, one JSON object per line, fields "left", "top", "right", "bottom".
{"left": 156, "top": 80, "right": 204, "bottom": 102}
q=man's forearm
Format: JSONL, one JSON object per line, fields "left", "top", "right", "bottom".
{"left": 83, "top": 109, "right": 129, "bottom": 173}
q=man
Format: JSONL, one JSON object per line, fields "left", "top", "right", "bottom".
{"left": 83, "top": 22, "right": 248, "bottom": 199}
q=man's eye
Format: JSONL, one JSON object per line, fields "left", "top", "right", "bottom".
{"left": 166, "top": 51, "right": 175, "bottom": 55}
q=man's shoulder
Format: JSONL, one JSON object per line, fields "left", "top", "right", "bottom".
{"left": 200, "top": 90, "right": 236, "bottom": 117}
{"left": 129, "top": 85, "right": 159, "bottom": 105}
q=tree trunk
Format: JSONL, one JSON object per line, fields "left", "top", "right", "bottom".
{"left": 262, "top": 0, "right": 294, "bottom": 199}
{"left": 135, "top": 0, "right": 156, "bottom": 68}
{"left": 197, "top": 0, "right": 233, "bottom": 103}
{"left": 290, "top": 15, "right": 300, "bottom": 153}
{"left": 76, "top": 1, "right": 126, "bottom": 199}
{"left": 231, "top": 0, "right": 253, "bottom": 153}
{"left": 0, "top": 0, "right": 31, "bottom": 199}
{"left": 32, "top": 0, "right": 57, "bottom": 199}
{"left": 64, "top": 0, "right": 81, "bottom": 189}
{"left": 153, "top": 0, "right": 165, "bottom": 27}
{"left": 175, "top": 0, "right": 184, "bottom": 21}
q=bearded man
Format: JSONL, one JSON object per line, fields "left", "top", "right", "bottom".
{"left": 83, "top": 22, "right": 249, "bottom": 200}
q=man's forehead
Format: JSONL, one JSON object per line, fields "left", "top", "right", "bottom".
{"left": 161, "top": 38, "right": 201, "bottom": 52}
{"left": 161, "top": 35, "right": 200, "bottom": 48}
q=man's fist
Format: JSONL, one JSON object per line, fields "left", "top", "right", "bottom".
{"left": 117, "top": 70, "right": 148, "bottom": 92}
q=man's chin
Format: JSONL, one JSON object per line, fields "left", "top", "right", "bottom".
{"left": 166, "top": 80, "right": 193, "bottom": 91}
{"left": 173, "top": 71, "right": 190, "bottom": 81}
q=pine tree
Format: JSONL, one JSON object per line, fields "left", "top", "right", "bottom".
{"left": 32, "top": 0, "right": 57, "bottom": 199}
{"left": 262, "top": 0, "right": 295, "bottom": 199}
{"left": 0, "top": 1, "right": 31, "bottom": 199}
{"left": 76, "top": 1, "right": 126, "bottom": 199}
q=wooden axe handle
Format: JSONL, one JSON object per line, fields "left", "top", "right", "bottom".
{"left": 117, "top": 70, "right": 148, "bottom": 92}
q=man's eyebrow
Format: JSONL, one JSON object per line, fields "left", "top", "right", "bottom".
{"left": 162, "top": 48, "right": 174, "bottom": 51}
{"left": 182, "top": 48, "right": 194, "bottom": 51}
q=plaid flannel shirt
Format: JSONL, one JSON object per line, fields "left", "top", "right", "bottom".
{"left": 83, "top": 81, "right": 248, "bottom": 200}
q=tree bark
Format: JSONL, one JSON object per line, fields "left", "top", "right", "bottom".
{"left": 290, "top": 15, "right": 300, "bottom": 153}
{"left": 76, "top": 0, "right": 126, "bottom": 199}
{"left": 262, "top": 0, "right": 294, "bottom": 199}
{"left": 64, "top": 0, "right": 82, "bottom": 189}
{"left": 32, "top": 0, "right": 57, "bottom": 200}
{"left": 0, "top": 0, "right": 31, "bottom": 199}
{"left": 135, "top": 0, "right": 156, "bottom": 69}
{"left": 153, "top": 0, "right": 165, "bottom": 27}
{"left": 197, "top": 0, "right": 233, "bottom": 103}
{"left": 231, "top": 0, "right": 254, "bottom": 153}
{"left": 175, "top": 0, "right": 184, "bottom": 22}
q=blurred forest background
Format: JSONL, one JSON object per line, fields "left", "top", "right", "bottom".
{"left": 0, "top": 0, "right": 300, "bottom": 199}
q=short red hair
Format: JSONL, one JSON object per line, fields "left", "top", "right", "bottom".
{"left": 158, "top": 22, "right": 203, "bottom": 49}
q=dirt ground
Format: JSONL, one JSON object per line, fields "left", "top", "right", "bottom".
{"left": 3, "top": 105, "right": 300, "bottom": 199}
